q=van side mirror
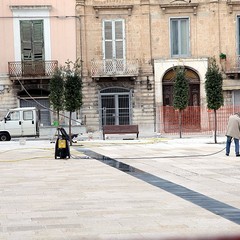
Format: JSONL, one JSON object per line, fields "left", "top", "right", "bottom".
{"left": 4, "top": 117, "right": 7, "bottom": 123}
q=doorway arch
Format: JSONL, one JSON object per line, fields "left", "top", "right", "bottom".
{"left": 162, "top": 67, "right": 200, "bottom": 132}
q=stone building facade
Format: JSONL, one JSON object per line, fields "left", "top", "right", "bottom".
{"left": 1, "top": 0, "right": 240, "bottom": 137}
{"left": 76, "top": 0, "right": 240, "bottom": 135}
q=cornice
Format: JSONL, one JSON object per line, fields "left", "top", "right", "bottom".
{"left": 160, "top": 2, "right": 198, "bottom": 15}
{"left": 93, "top": 5, "right": 133, "bottom": 17}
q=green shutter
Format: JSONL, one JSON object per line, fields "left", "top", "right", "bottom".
{"left": 20, "top": 20, "right": 44, "bottom": 61}
{"left": 32, "top": 20, "right": 44, "bottom": 60}
{"left": 20, "top": 20, "right": 32, "bottom": 60}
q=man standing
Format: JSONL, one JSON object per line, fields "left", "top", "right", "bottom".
{"left": 226, "top": 112, "right": 240, "bottom": 156}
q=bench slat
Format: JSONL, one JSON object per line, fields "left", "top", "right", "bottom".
{"left": 103, "top": 125, "right": 139, "bottom": 140}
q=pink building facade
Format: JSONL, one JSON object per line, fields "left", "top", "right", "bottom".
{"left": 0, "top": 0, "right": 77, "bottom": 126}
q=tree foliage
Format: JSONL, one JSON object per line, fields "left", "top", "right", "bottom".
{"left": 49, "top": 68, "right": 64, "bottom": 124}
{"left": 205, "top": 57, "right": 224, "bottom": 143}
{"left": 173, "top": 67, "right": 189, "bottom": 110}
{"left": 49, "top": 59, "right": 83, "bottom": 145}
{"left": 205, "top": 58, "right": 224, "bottom": 110}
{"left": 64, "top": 60, "right": 83, "bottom": 145}
{"left": 173, "top": 67, "right": 189, "bottom": 138}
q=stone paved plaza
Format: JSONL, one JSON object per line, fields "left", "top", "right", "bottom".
{"left": 0, "top": 137, "right": 240, "bottom": 239}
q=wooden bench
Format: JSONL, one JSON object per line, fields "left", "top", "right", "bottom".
{"left": 102, "top": 125, "right": 139, "bottom": 140}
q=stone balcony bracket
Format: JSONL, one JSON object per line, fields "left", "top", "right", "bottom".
{"left": 93, "top": 5, "right": 133, "bottom": 18}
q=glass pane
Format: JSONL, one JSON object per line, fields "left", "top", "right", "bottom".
{"left": 238, "top": 18, "right": 240, "bottom": 55}
{"left": 118, "top": 94, "right": 129, "bottom": 125}
{"left": 180, "top": 19, "right": 188, "bottom": 55}
{"left": 101, "top": 96, "right": 115, "bottom": 125}
{"left": 8, "top": 111, "right": 20, "bottom": 121}
{"left": 171, "top": 20, "right": 179, "bottom": 55}
{"left": 23, "top": 111, "right": 33, "bottom": 120}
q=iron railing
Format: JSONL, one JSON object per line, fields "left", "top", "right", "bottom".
{"left": 159, "top": 105, "right": 236, "bottom": 135}
{"left": 91, "top": 59, "right": 139, "bottom": 77}
{"left": 8, "top": 60, "right": 58, "bottom": 78}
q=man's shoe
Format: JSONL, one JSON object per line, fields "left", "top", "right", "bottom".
{"left": 236, "top": 154, "right": 240, "bottom": 157}
{"left": 226, "top": 153, "right": 229, "bottom": 156}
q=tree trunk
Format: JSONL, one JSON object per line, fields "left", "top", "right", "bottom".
{"left": 214, "top": 109, "right": 217, "bottom": 143}
{"left": 57, "top": 110, "right": 60, "bottom": 126}
{"left": 69, "top": 111, "right": 72, "bottom": 146}
{"left": 179, "top": 110, "right": 182, "bottom": 138}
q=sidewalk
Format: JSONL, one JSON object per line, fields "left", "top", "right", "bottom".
{"left": 0, "top": 137, "right": 240, "bottom": 240}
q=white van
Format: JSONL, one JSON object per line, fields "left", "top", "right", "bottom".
{"left": 0, "top": 107, "right": 39, "bottom": 141}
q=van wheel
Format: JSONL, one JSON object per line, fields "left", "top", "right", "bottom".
{"left": 0, "top": 133, "right": 11, "bottom": 141}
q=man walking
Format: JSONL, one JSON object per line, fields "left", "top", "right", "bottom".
{"left": 226, "top": 112, "right": 240, "bottom": 156}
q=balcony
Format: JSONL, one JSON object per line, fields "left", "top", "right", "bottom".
{"left": 8, "top": 60, "right": 58, "bottom": 80}
{"left": 91, "top": 59, "right": 139, "bottom": 79}
{"left": 225, "top": 55, "right": 240, "bottom": 79}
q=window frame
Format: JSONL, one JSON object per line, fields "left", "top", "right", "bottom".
{"left": 237, "top": 16, "right": 240, "bottom": 55}
{"left": 102, "top": 19, "right": 126, "bottom": 60}
{"left": 170, "top": 17, "right": 190, "bottom": 58}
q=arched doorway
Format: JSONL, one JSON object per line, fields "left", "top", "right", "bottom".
{"left": 162, "top": 67, "right": 200, "bottom": 132}
{"left": 100, "top": 87, "right": 132, "bottom": 126}
{"left": 18, "top": 88, "right": 51, "bottom": 126}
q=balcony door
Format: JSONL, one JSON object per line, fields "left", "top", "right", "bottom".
{"left": 20, "top": 20, "right": 45, "bottom": 76}
{"left": 103, "top": 19, "right": 125, "bottom": 74}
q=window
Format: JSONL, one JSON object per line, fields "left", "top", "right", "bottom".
{"left": 7, "top": 111, "right": 20, "bottom": 121}
{"left": 20, "top": 20, "right": 44, "bottom": 61}
{"left": 20, "top": 20, "right": 45, "bottom": 76}
{"left": 103, "top": 19, "right": 125, "bottom": 60}
{"left": 170, "top": 18, "right": 189, "bottom": 57}
{"left": 102, "top": 20, "right": 125, "bottom": 74}
{"left": 23, "top": 111, "right": 33, "bottom": 120}
{"left": 100, "top": 88, "right": 131, "bottom": 125}
{"left": 238, "top": 17, "right": 240, "bottom": 55}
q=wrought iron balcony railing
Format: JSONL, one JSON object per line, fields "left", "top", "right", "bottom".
{"left": 8, "top": 60, "right": 58, "bottom": 79}
{"left": 91, "top": 59, "right": 139, "bottom": 78}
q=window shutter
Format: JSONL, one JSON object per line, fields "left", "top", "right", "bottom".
{"left": 115, "top": 20, "right": 124, "bottom": 59}
{"left": 20, "top": 21, "right": 32, "bottom": 61}
{"left": 32, "top": 20, "right": 44, "bottom": 61}
{"left": 104, "top": 21, "right": 113, "bottom": 59}
{"left": 103, "top": 20, "right": 125, "bottom": 60}
{"left": 20, "top": 20, "right": 44, "bottom": 61}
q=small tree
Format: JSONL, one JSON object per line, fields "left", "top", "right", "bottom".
{"left": 173, "top": 66, "right": 189, "bottom": 138}
{"left": 49, "top": 68, "right": 65, "bottom": 125}
{"left": 64, "top": 60, "right": 83, "bottom": 145}
{"left": 205, "top": 57, "right": 224, "bottom": 143}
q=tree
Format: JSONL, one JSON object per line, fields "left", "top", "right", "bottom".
{"left": 205, "top": 57, "right": 224, "bottom": 143}
{"left": 49, "top": 68, "right": 65, "bottom": 125}
{"left": 64, "top": 60, "right": 83, "bottom": 146}
{"left": 173, "top": 66, "right": 189, "bottom": 138}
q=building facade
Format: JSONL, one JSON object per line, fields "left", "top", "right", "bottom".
{"left": 75, "top": 0, "right": 240, "bottom": 135}
{"left": 0, "top": 0, "right": 77, "bottom": 126}
{"left": 2, "top": 0, "right": 240, "bottom": 136}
